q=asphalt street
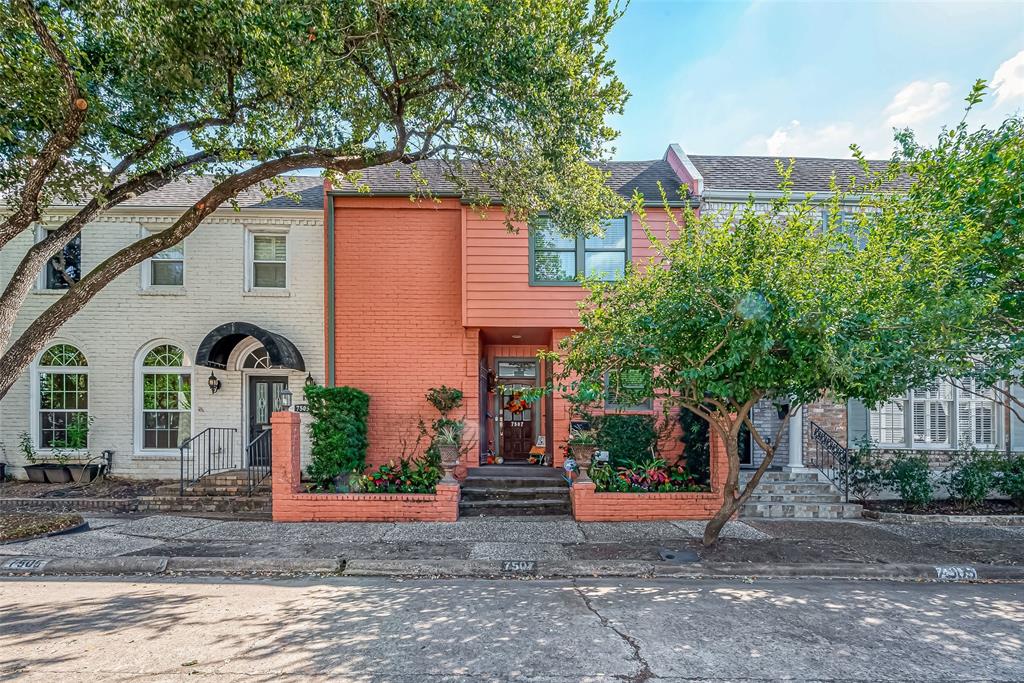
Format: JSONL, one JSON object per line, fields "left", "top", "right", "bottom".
{"left": 1, "top": 576, "right": 1021, "bottom": 681}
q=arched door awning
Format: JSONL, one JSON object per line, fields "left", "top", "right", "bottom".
{"left": 195, "top": 322, "right": 306, "bottom": 371}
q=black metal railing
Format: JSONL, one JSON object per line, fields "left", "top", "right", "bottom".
{"left": 806, "top": 421, "right": 850, "bottom": 502}
{"left": 246, "top": 429, "right": 272, "bottom": 496}
{"left": 179, "top": 427, "right": 238, "bottom": 495}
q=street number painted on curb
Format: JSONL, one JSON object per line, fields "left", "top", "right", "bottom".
{"left": 502, "top": 560, "right": 537, "bottom": 574}
{"left": 1, "top": 558, "right": 50, "bottom": 571}
{"left": 935, "top": 565, "right": 978, "bottom": 581}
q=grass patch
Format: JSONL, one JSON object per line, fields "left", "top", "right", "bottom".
{"left": 0, "top": 513, "right": 84, "bottom": 542}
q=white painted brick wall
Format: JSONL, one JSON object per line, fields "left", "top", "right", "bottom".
{"left": 0, "top": 208, "right": 322, "bottom": 480}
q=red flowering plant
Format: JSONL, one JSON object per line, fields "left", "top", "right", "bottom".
{"left": 590, "top": 456, "right": 708, "bottom": 493}
{"left": 360, "top": 458, "right": 441, "bottom": 494}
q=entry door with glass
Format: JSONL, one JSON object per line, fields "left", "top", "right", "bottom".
{"left": 248, "top": 376, "right": 288, "bottom": 465}
{"left": 495, "top": 360, "right": 538, "bottom": 462}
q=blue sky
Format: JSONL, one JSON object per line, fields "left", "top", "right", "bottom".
{"left": 606, "top": 0, "right": 1024, "bottom": 160}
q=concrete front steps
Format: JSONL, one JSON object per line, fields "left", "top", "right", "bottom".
{"left": 738, "top": 470, "right": 862, "bottom": 519}
{"left": 139, "top": 469, "right": 271, "bottom": 517}
{"left": 460, "top": 465, "right": 571, "bottom": 517}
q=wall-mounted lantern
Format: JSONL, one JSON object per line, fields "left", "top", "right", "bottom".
{"left": 281, "top": 387, "right": 293, "bottom": 409}
{"left": 305, "top": 372, "right": 316, "bottom": 388}
{"left": 207, "top": 371, "right": 222, "bottom": 395}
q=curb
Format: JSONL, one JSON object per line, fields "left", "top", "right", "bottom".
{"left": 1, "top": 556, "right": 1021, "bottom": 581}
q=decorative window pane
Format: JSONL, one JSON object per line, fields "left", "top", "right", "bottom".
{"left": 605, "top": 368, "right": 652, "bottom": 410}
{"left": 242, "top": 347, "right": 272, "bottom": 369}
{"left": 44, "top": 233, "right": 82, "bottom": 290}
{"left": 35, "top": 343, "right": 88, "bottom": 448}
{"left": 251, "top": 234, "right": 287, "bottom": 288}
{"left": 150, "top": 244, "right": 184, "bottom": 286}
{"left": 139, "top": 344, "right": 192, "bottom": 450}
{"left": 497, "top": 361, "right": 536, "bottom": 378}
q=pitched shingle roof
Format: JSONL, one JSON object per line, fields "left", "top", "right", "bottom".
{"left": 328, "top": 159, "right": 689, "bottom": 202}
{"left": 49, "top": 175, "right": 324, "bottom": 210}
{"left": 688, "top": 155, "right": 910, "bottom": 193}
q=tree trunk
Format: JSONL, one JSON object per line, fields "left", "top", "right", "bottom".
{"left": 702, "top": 420, "right": 741, "bottom": 546}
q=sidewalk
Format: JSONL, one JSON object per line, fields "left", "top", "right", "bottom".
{"left": 2, "top": 514, "right": 1024, "bottom": 580}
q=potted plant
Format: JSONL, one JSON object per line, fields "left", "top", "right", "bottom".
{"left": 18, "top": 432, "right": 49, "bottom": 483}
{"left": 48, "top": 415, "right": 94, "bottom": 484}
{"left": 567, "top": 427, "right": 597, "bottom": 483}
{"left": 436, "top": 423, "right": 461, "bottom": 482}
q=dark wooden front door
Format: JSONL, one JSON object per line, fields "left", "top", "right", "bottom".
{"left": 499, "top": 384, "right": 535, "bottom": 461}
{"left": 248, "top": 375, "right": 288, "bottom": 465}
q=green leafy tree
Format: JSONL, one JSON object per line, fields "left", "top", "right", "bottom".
{"left": 0, "top": 0, "right": 628, "bottom": 398}
{"left": 560, "top": 159, "right": 988, "bottom": 545}
{"left": 856, "top": 82, "right": 1024, "bottom": 419}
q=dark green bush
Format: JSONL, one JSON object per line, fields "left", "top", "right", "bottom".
{"left": 847, "top": 438, "right": 886, "bottom": 504}
{"left": 304, "top": 385, "right": 370, "bottom": 487}
{"left": 594, "top": 414, "right": 658, "bottom": 468}
{"left": 996, "top": 453, "right": 1024, "bottom": 511}
{"left": 677, "top": 410, "right": 711, "bottom": 485}
{"left": 944, "top": 448, "right": 997, "bottom": 510}
{"left": 883, "top": 451, "right": 934, "bottom": 511}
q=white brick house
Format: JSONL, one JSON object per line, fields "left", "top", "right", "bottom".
{"left": 0, "top": 177, "right": 323, "bottom": 480}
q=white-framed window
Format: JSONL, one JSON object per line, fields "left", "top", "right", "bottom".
{"left": 246, "top": 231, "right": 288, "bottom": 290}
{"left": 32, "top": 343, "right": 89, "bottom": 450}
{"left": 868, "top": 378, "right": 1000, "bottom": 449}
{"left": 144, "top": 243, "right": 185, "bottom": 287}
{"left": 35, "top": 226, "right": 82, "bottom": 290}
{"left": 136, "top": 342, "right": 193, "bottom": 451}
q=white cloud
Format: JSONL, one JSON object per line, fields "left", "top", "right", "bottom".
{"left": 742, "top": 119, "right": 873, "bottom": 158}
{"left": 991, "top": 49, "right": 1024, "bottom": 104}
{"left": 883, "top": 80, "right": 952, "bottom": 127}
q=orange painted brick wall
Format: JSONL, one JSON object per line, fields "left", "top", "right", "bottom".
{"left": 330, "top": 197, "right": 480, "bottom": 469}
{"left": 570, "top": 429, "right": 729, "bottom": 521}
{"left": 271, "top": 411, "right": 459, "bottom": 522}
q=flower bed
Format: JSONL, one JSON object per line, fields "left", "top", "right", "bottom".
{"left": 271, "top": 411, "right": 459, "bottom": 522}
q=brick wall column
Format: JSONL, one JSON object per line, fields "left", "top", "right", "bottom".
{"left": 271, "top": 410, "right": 302, "bottom": 495}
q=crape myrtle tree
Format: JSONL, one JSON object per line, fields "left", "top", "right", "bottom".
{"left": 560, "top": 163, "right": 990, "bottom": 546}
{"left": 0, "top": 0, "right": 628, "bottom": 398}
{"left": 859, "top": 83, "right": 1024, "bottom": 419}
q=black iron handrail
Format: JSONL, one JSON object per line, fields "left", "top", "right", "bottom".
{"left": 246, "top": 429, "right": 272, "bottom": 496}
{"left": 806, "top": 421, "right": 850, "bottom": 502}
{"left": 179, "top": 427, "right": 238, "bottom": 495}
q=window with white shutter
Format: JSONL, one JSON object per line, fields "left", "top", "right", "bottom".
{"left": 869, "top": 399, "right": 905, "bottom": 446}
{"left": 956, "top": 378, "right": 997, "bottom": 448}
{"left": 911, "top": 381, "right": 953, "bottom": 448}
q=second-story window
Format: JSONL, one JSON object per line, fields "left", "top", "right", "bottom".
{"left": 37, "top": 227, "right": 82, "bottom": 290}
{"left": 147, "top": 243, "right": 185, "bottom": 287}
{"left": 530, "top": 216, "right": 629, "bottom": 285}
{"left": 248, "top": 232, "right": 287, "bottom": 289}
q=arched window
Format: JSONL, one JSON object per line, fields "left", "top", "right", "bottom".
{"left": 35, "top": 343, "right": 89, "bottom": 449}
{"left": 138, "top": 343, "right": 192, "bottom": 450}
{"left": 242, "top": 347, "right": 271, "bottom": 369}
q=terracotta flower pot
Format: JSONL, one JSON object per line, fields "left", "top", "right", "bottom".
{"left": 438, "top": 443, "right": 459, "bottom": 483}
{"left": 569, "top": 443, "right": 595, "bottom": 483}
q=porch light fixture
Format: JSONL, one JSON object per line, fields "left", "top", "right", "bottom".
{"left": 280, "top": 387, "right": 293, "bottom": 409}
{"left": 776, "top": 402, "right": 791, "bottom": 420}
{"left": 304, "top": 372, "right": 316, "bottom": 387}
{"left": 511, "top": 334, "right": 522, "bottom": 340}
{"left": 207, "top": 371, "right": 221, "bottom": 395}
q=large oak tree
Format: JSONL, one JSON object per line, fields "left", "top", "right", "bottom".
{"left": 0, "top": 0, "right": 628, "bottom": 397}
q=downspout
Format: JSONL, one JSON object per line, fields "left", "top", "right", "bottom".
{"left": 325, "top": 190, "right": 336, "bottom": 387}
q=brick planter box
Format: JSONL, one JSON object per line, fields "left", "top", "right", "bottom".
{"left": 270, "top": 411, "right": 459, "bottom": 522}
{"left": 570, "top": 431, "right": 729, "bottom": 522}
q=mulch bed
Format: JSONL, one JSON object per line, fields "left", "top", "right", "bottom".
{"left": 863, "top": 499, "right": 1023, "bottom": 515}
{"left": 0, "top": 513, "right": 84, "bottom": 542}
{"left": 0, "top": 477, "right": 168, "bottom": 500}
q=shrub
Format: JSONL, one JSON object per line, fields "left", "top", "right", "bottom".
{"left": 304, "top": 385, "right": 370, "bottom": 487}
{"left": 846, "top": 439, "right": 886, "bottom": 504}
{"left": 425, "top": 385, "right": 463, "bottom": 416}
{"left": 677, "top": 410, "right": 711, "bottom": 485}
{"left": 883, "top": 451, "right": 934, "bottom": 511}
{"left": 996, "top": 453, "right": 1024, "bottom": 511}
{"left": 591, "top": 456, "right": 708, "bottom": 493}
{"left": 594, "top": 414, "right": 658, "bottom": 468}
{"left": 944, "top": 448, "right": 997, "bottom": 510}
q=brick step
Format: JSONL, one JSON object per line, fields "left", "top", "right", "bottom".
{"left": 742, "top": 482, "right": 838, "bottom": 495}
{"left": 745, "top": 493, "right": 844, "bottom": 504}
{"left": 462, "top": 475, "right": 568, "bottom": 489}
{"left": 739, "top": 471, "right": 823, "bottom": 483}
{"left": 738, "top": 502, "right": 863, "bottom": 519}
{"left": 460, "top": 486, "right": 569, "bottom": 502}
{"left": 459, "top": 498, "right": 572, "bottom": 517}
{"left": 156, "top": 484, "right": 270, "bottom": 497}
{"left": 137, "top": 495, "right": 272, "bottom": 516}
